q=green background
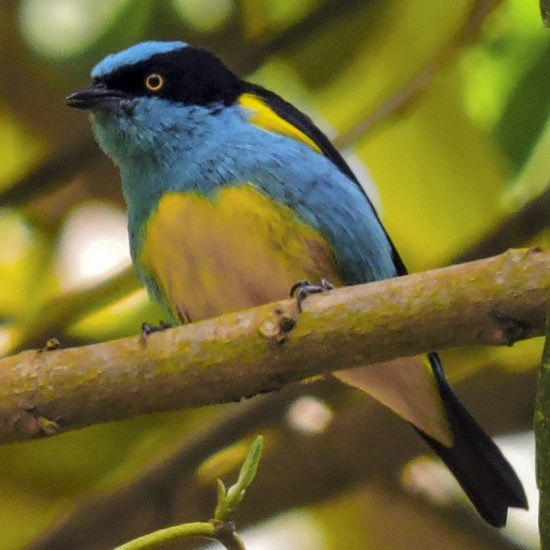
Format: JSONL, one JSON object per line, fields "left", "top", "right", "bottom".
{"left": 0, "top": 1, "right": 547, "bottom": 548}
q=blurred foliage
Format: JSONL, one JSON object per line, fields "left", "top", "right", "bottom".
{"left": 0, "top": 1, "right": 548, "bottom": 549}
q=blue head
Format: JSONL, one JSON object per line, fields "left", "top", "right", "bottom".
{"left": 66, "top": 41, "right": 245, "bottom": 167}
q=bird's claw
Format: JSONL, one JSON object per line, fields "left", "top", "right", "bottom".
{"left": 290, "top": 278, "right": 334, "bottom": 311}
{"left": 141, "top": 320, "right": 172, "bottom": 343}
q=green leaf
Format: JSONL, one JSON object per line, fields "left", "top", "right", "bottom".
{"left": 215, "top": 436, "right": 263, "bottom": 521}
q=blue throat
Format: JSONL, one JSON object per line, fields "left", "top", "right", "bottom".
{"left": 91, "top": 96, "right": 397, "bottom": 284}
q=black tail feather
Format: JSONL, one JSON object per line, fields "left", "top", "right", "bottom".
{"left": 415, "top": 353, "right": 527, "bottom": 527}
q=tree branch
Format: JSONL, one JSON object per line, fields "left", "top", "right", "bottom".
{"left": 1, "top": 248, "right": 548, "bottom": 445}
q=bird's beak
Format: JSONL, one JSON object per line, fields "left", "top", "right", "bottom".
{"left": 66, "top": 85, "right": 127, "bottom": 110}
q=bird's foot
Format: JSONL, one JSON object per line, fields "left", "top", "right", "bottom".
{"left": 290, "top": 279, "right": 334, "bottom": 311}
{"left": 38, "top": 337, "right": 61, "bottom": 352}
{"left": 24, "top": 406, "right": 61, "bottom": 436}
{"left": 141, "top": 320, "right": 172, "bottom": 343}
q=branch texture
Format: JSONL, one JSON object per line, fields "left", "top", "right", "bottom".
{"left": 0, "top": 248, "right": 548, "bottom": 444}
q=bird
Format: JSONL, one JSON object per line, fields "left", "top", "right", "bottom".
{"left": 66, "top": 40, "right": 527, "bottom": 526}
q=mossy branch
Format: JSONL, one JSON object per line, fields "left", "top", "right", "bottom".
{"left": 0, "top": 248, "right": 548, "bottom": 445}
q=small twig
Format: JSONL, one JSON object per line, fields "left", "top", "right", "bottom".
{"left": 113, "top": 521, "right": 243, "bottom": 550}
{"left": 113, "top": 521, "right": 245, "bottom": 550}
{"left": 114, "top": 437, "right": 263, "bottom": 550}
{"left": 212, "top": 522, "right": 246, "bottom": 550}
{"left": 114, "top": 522, "right": 216, "bottom": 550}
{"left": 215, "top": 436, "right": 264, "bottom": 521}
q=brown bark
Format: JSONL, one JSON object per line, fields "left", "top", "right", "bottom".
{"left": 0, "top": 248, "right": 547, "bottom": 445}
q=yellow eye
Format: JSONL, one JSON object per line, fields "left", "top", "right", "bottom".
{"left": 145, "top": 73, "right": 164, "bottom": 92}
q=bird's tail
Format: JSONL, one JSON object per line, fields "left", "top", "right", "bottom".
{"left": 417, "top": 353, "right": 528, "bottom": 527}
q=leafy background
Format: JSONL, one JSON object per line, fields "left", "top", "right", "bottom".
{"left": 0, "top": 0, "right": 548, "bottom": 548}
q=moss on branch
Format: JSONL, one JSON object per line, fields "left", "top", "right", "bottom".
{"left": 0, "top": 248, "right": 548, "bottom": 444}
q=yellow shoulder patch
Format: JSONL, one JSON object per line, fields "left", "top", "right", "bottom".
{"left": 238, "top": 93, "right": 321, "bottom": 153}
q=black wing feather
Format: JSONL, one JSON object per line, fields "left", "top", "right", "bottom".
{"left": 417, "top": 353, "right": 528, "bottom": 526}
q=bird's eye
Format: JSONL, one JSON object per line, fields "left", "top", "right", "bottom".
{"left": 145, "top": 73, "right": 164, "bottom": 92}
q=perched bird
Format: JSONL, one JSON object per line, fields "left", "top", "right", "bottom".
{"left": 67, "top": 41, "right": 527, "bottom": 526}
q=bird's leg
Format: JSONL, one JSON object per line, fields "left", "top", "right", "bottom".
{"left": 141, "top": 320, "right": 172, "bottom": 342}
{"left": 289, "top": 278, "right": 334, "bottom": 311}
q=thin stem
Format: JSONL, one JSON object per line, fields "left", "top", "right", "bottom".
{"left": 213, "top": 521, "right": 247, "bottom": 550}
{"left": 112, "top": 520, "right": 247, "bottom": 550}
{"left": 113, "top": 522, "right": 215, "bottom": 550}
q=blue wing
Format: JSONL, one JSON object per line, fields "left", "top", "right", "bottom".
{"left": 242, "top": 82, "right": 408, "bottom": 277}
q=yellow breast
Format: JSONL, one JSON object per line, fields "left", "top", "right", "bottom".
{"left": 139, "top": 185, "right": 342, "bottom": 323}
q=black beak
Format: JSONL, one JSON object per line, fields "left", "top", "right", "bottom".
{"left": 66, "top": 85, "right": 128, "bottom": 110}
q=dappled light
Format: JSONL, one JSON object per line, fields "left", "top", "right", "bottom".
{"left": 53, "top": 201, "right": 130, "bottom": 290}
{"left": 286, "top": 396, "right": 334, "bottom": 435}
